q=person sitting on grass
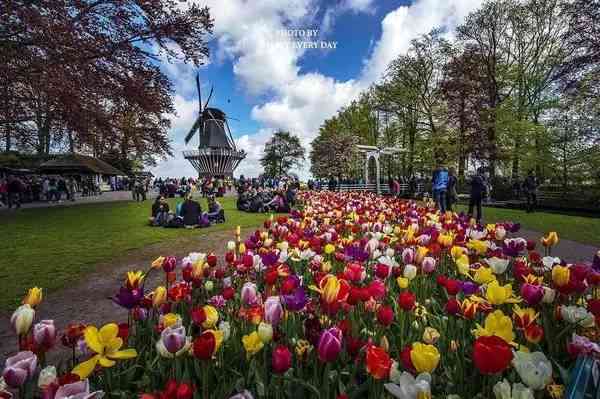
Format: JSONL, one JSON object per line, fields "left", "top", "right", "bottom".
{"left": 180, "top": 194, "right": 202, "bottom": 228}
{"left": 206, "top": 195, "right": 225, "bottom": 224}
{"left": 150, "top": 196, "right": 170, "bottom": 226}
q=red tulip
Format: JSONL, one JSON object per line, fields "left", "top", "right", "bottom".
{"left": 398, "top": 291, "right": 416, "bottom": 311}
{"left": 272, "top": 345, "right": 292, "bottom": 374}
{"left": 445, "top": 298, "right": 461, "bottom": 315}
{"left": 176, "top": 382, "right": 194, "bottom": 399}
{"left": 445, "top": 279, "right": 461, "bottom": 295}
{"left": 377, "top": 305, "right": 394, "bottom": 326}
{"left": 472, "top": 336, "right": 513, "bottom": 374}
{"left": 192, "top": 331, "right": 218, "bottom": 360}
{"left": 365, "top": 345, "right": 392, "bottom": 379}
{"left": 400, "top": 345, "right": 416, "bottom": 373}
{"left": 207, "top": 253, "right": 217, "bottom": 267}
{"left": 524, "top": 324, "right": 544, "bottom": 344}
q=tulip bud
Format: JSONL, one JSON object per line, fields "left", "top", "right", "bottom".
{"left": 257, "top": 322, "right": 273, "bottom": 343}
{"left": 152, "top": 286, "right": 167, "bottom": 307}
{"left": 11, "top": 304, "right": 35, "bottom": 335}
{"left": 37, "top": 365, "right": 56, "bottom": 388}
{"left": 403, "top": 264, "right": 417, "bottom": 280}
{"left": 33, "top": 320, "right": 57, "bottom": 349}
{"left": 264, "top": 296, "right": 283, "bottom": 326}
{"left": 422, "top": 327, "right": 440, "bottom": 345}
{"left": 204, "top": 280, "right": 214, "bottom": 292}
{"left": 218, "top": 321, "right": 231, "bottom": 341}
{"left": 227, "top": 241, "right": 236, "bottom": 251}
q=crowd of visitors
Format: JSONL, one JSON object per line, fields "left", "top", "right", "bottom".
{"left": 236, "top": 175, "right": 299, "bottom": 213}
{"left": 149, "top": 194, "right": 225, "bottom": 228}
{"left": 0, "top": 174, "right": 90, "bottom": 209}
{"left": 154, "top": 176, "right": 233, "bottom": 199}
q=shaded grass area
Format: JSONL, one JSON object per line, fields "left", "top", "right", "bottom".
{"left": 0, "top": 197, "right": 270, "bottom": 310}
{"left": 455, "top": 204, "right": 600, "bottom": 247}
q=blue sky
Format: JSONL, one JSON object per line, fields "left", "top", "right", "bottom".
{"left": 152, "top": 0, "right": 484, "bottom": 178}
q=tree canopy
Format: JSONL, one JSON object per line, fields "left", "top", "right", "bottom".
{"left": 0, "top": 0, "right": 213, "bottom": 169}
{"left": 260, "top": 131, "right": 305, "bottom": 178}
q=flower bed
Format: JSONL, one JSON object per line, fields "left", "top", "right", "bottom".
{"left": 3, "top": 191, "right": 600, "bottom": 399}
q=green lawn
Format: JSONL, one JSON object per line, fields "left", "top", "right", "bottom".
{"left": 455, "top": 204, "right": 600, "bottom": 247}
{"left": 0, "top": 196, "right": 269, "bottom": 311}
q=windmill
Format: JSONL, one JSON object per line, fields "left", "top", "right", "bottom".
{"left": 183, "top": 73, "right": 246, "bottom": 178}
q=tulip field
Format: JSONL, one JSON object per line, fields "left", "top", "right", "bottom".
{"left": 3, "top": 191, "right": 600, "bottom": 399}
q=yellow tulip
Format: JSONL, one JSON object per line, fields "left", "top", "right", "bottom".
{"left": 324, "top": 244, "right": 335, "bottom": 255}
{"left": 202, "top": 305, "right": 219, "bottom": 329}
{"left": 474, "top": 310, "right": 515, "bottom": 343}
{"left": 472, "top": 267, "right": 496, "bottom": 285}
{"left": 437, "top": 233, "right": 454, "bottom": 248}
{"left": 486, "top": 280, "right": 521, "bottom": 305}
{"left": 551, "top": 265, "right": 570, "bottom": 287}
{"left": 396, "top": 277, "right": 409, "bottom": 289}
{"left": 455, "top": 254, "right": 470, "bottom": 276}
{"left": 72, "top": 323, "right": 137, "bottom": 379}
{"left": 321, "top": 261, "right": 332, "bottom": 273}
{"left": 152, "top": 286, "right": 167, "bottom": 307}
{"left": 410, "top": 342, "right": 440, "bottom": 373}
{"left": 22, "top": 287, "right": 43, "bottom": 307}
{"left": 295, "top": 339, "right": 312, "bottom": 358}
{"left": 151, "top": 256, "right": 165, "bottom": 269}
{"left": 321, "top": 275, "right": 340, "bottom": 304}
{"left": 238, "top": 243, "right": 246, "bottom": 254}
{"left": 236, "top": 225, "right": 241, "bottom": 236}
{"left": 126, "top": 271, "right": 144, "bottom": 288}
{"left": 450, "top": 246, "right": 466, "bottom": 260}
{"left": 467, "top": 240, "right": 488, "bottom": 255}
{"left": 161, "top": 313, "right": 181, "bottom": 328}
{"left": 242, "top": 331, "right": 264, "bottom": 358}
{"left": 541, "top": 232, "right": 559, "bottom": 247}
{"left": 415, "top": 246, "right": 429, "bottom": 264}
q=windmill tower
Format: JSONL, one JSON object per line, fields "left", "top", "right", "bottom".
{"left": 183, "top": 73, "right": 246, "bottom": 177}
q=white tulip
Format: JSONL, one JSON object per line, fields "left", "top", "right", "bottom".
{"left": 384, "top": 372, "right": 431, "bottom": 399}
{"left": 486, "top": 257, "right": 510, "bottom": 274}
{"left": 38, "top": 365, "right": 57, "bottom": 388}
{"left": 403, "top": 264, "right": 417, "bottom": 280}
{"left": 512, "top": 351, "right": 553, "bottom": 390}
{"left": 11, "top": 304, "right": 35, "bottom": 335}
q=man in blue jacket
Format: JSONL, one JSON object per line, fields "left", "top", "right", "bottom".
{"left": 432, "top": 165, "right": 449, "bottom": 213}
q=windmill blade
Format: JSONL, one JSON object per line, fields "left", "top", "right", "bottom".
{"left": 203, "top": 85, "right": 214, "bottom": 109}
{"left": 196, "top": 73, "right": 202, "bottom": 113}
{"left": 225, "top": 116, "right": 240, "bottom": 122}
{"left": 184, "top": 116, "right": 202, "bottom": 145}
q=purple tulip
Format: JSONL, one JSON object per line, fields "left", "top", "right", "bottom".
{"left": 261, "top": 251, "right": 279, "bottom": 267}
{"left": 112, "top": 287, "right": 143, "bottom": 309}
{"left": 521, "top": 283, "right": 544, "bottom": 306}
{"left": 503, "top": 238, "right": 526, "bottom": 257}
{"left": 2, "top": 351, "right": 37, "bottom": 388}
{"left": 592, "top": 251, "right": 600, "bottom": 272}
{"left": 402, "top": 248, "right": 415, "bottom": 265}
{"left": 264, "top": 296, "right": 283, "bottom": 326}
{"left": 282, "top": 287, "right": 308, "bottom": 311}
{"left": 241, "top": 282, "right": 259, "bottom": 306}
{"left": 317, "top": 327, "right": 342, "bottom": 363}
{"left": 33, "top": 320, "right": 57, "bottom": 349}
{"left": 344, "top": 244, "right": 369, "bottom": 262}
{"left": 161, "top": 325, "right": 187, "bottom": 354}
{"left": 461, "top": 281, "right": 479, "bottom": 296}
{"left": 54, "top": 379, "right": 104, "bottom": 399}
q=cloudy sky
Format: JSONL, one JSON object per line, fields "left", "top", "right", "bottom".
{"left": 152, "top": 0, "right": 484, "bottom": 179}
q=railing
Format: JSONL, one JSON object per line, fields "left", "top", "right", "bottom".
{"left": 334, "top": 183, "right": 425, "bottom": 196}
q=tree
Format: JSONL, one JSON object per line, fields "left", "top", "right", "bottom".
{"left": 310, "top": 130, "right": 359, "bottom": 179}
{"left": 0, "top": 0, "right": 213, "bottom": 166}
{"left": 260, "top": 131, "right": 305, "bottom": 177}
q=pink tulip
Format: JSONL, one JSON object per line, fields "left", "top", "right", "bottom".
{"left": 521, "top": 283, "right": 544, "bottom": 306}
{"left": 368, "top": 280, "right": 386, "bottom": 300}
{"left": 264, "top": 296, "right": 283, "bottom": 326}
{"left": 2, "top": 351, "right": 37, "bottom": 388}
{"left": 33, "top": 320, "right": 57, "bottom": 350}
{"left": 422, "top": 257, "right": 437, "bottom": 273}
{"left": 318, "top": 327, "right": 342, "bottom": 362}
{"left": 241, "top": 282, "right": 259, "bottom": 306}
{"left": 54, "top": 379, "right": 104, "bottom": 399}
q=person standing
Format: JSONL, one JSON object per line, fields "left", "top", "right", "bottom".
{"left": 7, "top": 175, "right": 23, "bottom": 209}
{"left": 522, "top": 169, "right": 538, "bottom": 213}
{"left": 432, "top": 164, "right": 449, "bottom": 213}
{"left": 57, "top": 177, "right": 67, "bottom": 202}
{"left": 468, "top": 168, "right": 487, "bottom": 224}
{"left": 446, "top": 167, "right": 458, "bottom": 211}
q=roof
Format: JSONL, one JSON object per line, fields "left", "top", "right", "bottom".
{"left": 38, "top": 154, "right": 127, "bottom": 176}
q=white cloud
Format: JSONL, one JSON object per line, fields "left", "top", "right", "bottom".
{"left": 153, "top": 0, "right": 485, "bottom": 180}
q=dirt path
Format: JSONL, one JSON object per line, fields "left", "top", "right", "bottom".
{"left": 516, "top": 228, "right": 598, "bottom": 264}
{"left": 0, "top": 228, "right": 247, "bottom": 363}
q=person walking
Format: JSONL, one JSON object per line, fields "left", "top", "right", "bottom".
{"left": 432, "top": 164, "right": 449, "bottom": 213}
{"left": 446, "top": 167, "right": 458, "bottom": 211}
{"left": 522, "top": 169, "right": 538, "bottom": 213}
{"left": 468, "top": 168, "right": 487, "bottom": 224}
